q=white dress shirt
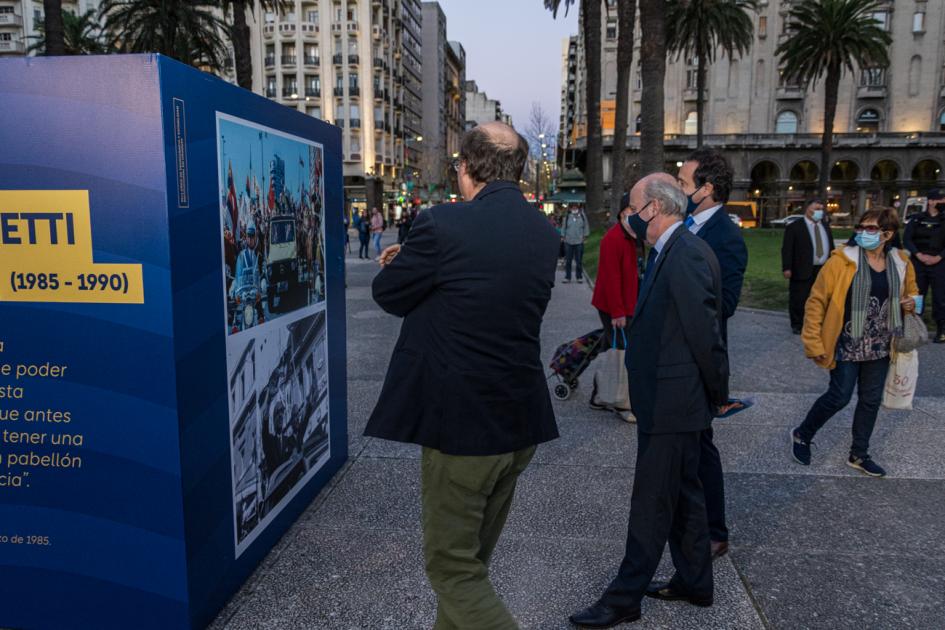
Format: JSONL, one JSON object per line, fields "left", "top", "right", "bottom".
{"left": 804, "top": 216, "right": 830, "bottom": 266}
{"left": 689, "top": 204, "right": 724, "bottom": 234}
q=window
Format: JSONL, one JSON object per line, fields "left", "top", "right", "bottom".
{"left": 775, "top": 111, "right": 798, "bottom": 134}
{"left": 0, "top": 33, "right": 11, "bottom": 42}
{"left": 860, "top": 67, "right": 886, "bottom": 87}
{"left": 685, "top": 56, "right": 698, "bottom": 90}
{"left": 758, "top": 16, "right": 767, "bottom": 38}
{"left": 684, "top": 111, "right": 697, "bottom": 135}
{"left": 266, "top": 77, "right": 277, "bottom": 98}
{"left": 374, "top": 105, "right": 383, "bottom": 123}
{"left": 334, "top": 38, "right": 342, "bottom": 54}
{"left": 606, "top": 20, "right": 617, "bottom": 40}
{"left": 635, "top": 114, "right": 641, "bottom": 134}
{"left": 913, "top": 11, "right": 925, "bottom": 33}
{"left": 350, "top": 104, "right": 360, "bottom": 119}
{"left": 264, "top": 12, "right": 275, "bottom": 23}
{"left": 351, "top": 134, "right": 361, "bottom": 153}
{"left": 871, "top": 11, "right": 889, "bottom": 31}
{"left": 335, "top": 5, "right": 343, "bottom": 21}
{"left": 635, "top": 61, "right": 642, "bottom": 90}
{"left": 307, "top": 9, "right": 319, "bottom": 22}
{"left": 348, "top": 38, "right": 358, "bottom": 55}
{"left": 350, "top": 73, "right": 359, "bottom": 89}
{"left": 0, "top": 6, "right": 13, "bottom": 13}
{"left": 856, "top": 108, "right": 881, "bottom": 133}
{"left": 336, "top": 75, "right": 344, "bottom": 90}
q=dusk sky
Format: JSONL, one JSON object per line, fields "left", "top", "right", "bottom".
{"left": 436, "top": 1, "right": 579, "bottom": 139}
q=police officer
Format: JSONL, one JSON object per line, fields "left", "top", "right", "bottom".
{"left": 904, "top": 189, "right": 945, "bottom": 342}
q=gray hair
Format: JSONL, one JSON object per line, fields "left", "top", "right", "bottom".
{"left": 644, "top": 178, "right": 687, "bottom": 219}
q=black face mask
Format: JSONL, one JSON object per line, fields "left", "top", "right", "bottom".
{"left": 623, "top": 201, "right": 654, "bottom": 241}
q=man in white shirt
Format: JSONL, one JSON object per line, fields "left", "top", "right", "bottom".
{"left": 781, "top": 199, "right": 835, "bottom": 334}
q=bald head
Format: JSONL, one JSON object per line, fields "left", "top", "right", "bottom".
{"left": 459, "top": 123, "right": 529, "bottom": 187}
{"left": 628, "top": 173, "right": 678, "bottom": 215}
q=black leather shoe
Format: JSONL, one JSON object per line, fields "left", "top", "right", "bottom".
{"left": 569, "top": 601, "right": 641, "bottom": 628}
{"left": 645, "top": 582, "right": 713, "bottom": 607}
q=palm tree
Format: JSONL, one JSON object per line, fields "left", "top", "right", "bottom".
{"left": 637, "top": 0, "right": 666, "bottom": 175}
{"left": 546, "top": 0, "right": 604, "bottom": 225}
{"left": 777, "top": 0, "right": 891, "bottom": 200}
{"left": 609, "top": 0, "right": 636, "bottom": 221}
{"left": 219, "top": 1, "right": 287, "bottom": 90}
{"left": 667, "top": 0, "right": 758, "bottom": 148}
{"left": 99, "top": 0, "right": 229, "bottom": 73}
{"left": 43, "top": 1, "right": 66, "bottom": 55}
{"left": 29, "top": 8, "right": 108, "bottom": 55}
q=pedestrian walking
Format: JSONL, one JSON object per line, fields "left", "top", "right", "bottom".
{"left": 589, "top": 192, "right": 639, "bottom": 419}
{"left": 397, "top": 207, "right": 414, "bottom": 244}
{"left": 675, "top": 148, "right": 747, "bottom": 561}
{"left": 791, "top": 207, "right": 918, "bottom": 478}
{"left": 903, "top": 189, "right": 945, "bottom": 342}
{"left": 570, "top": 174, "right": 729, "bottom": 629}
{"left": 782, "top": 199, "right": 836, "bottom": 334}
{"left": 370, "top": 207, "right": 384, "bottom": 258}
{"left": 366, "top": 122, "right": 560, "bottom": 630}
{"left": 355, "top": 209, "right": 370, "bottom": 259}
{"left": 562, "top": 204, "right": 590, "bottom": 283}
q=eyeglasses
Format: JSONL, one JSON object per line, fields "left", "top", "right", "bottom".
{"left": 628, "top": 200, "right": 653, "bottom": 215}
{"left": 854, "top": 225, "right": 883, "bottom": 234}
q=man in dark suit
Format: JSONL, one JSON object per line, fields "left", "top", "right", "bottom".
{"left": 366, "top": 122, "right": 560, "bottom": 629}
{"left": 570, "top": 174, "right": 729, "bottom": 628}
{"left": 675, "top": 149, "right": 747, "bottom": 561}
{"left": 781, "top": 199, "right": 835, "bottom": 334}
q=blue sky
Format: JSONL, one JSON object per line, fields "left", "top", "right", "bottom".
{"left": 218, "top": 117, "right": 314, "bottom": 198}
{"left": 437, "top": 1, "right": 579, "bottom": 136}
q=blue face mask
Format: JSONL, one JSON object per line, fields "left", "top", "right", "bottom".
{"left": 811, "top": 210, "right": 824, "bottom": 222}
{"left": 624, "top": 202, "right": 655, "bottom": 241}
{"left": 855, "top": 231, "right": 882, "bottom": 250}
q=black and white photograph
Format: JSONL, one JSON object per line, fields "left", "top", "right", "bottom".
{"left": 227, "top": 309, "right": 330, "bottom": 555}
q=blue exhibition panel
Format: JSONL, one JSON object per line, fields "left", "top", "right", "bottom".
{"left": 0, "top": 55, "right": 348, "bottom": 630}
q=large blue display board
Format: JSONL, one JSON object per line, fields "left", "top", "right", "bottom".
{"left": 0, "top": 55, "right": 348, "bottom": 629}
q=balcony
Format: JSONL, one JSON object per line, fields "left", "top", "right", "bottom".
{"left": 334, "top": 87, "right": 345, "bottom": 96}
{"left": 349, "top": 87, "right": 360, "bottom": 97}
{"left": 347, "top": 22, "right": 360, "bottom": 33}
{"left": 333, "top": 53, "right": 343, "bottom": 65}
{"left": 351, "top": 118, "right": 361, "bottom": 128}
{"left": 348, "top": 54, "right": 360, "bottom": 65}
{"left": 857, "top": 84, "right": 887, "bottom": 99}
{"left": 281, "top": 55, "right": 297, "bottom": 66}
{"left": 0, "top": 14, "right": 23, "bottom": 26}
{"left": 374, "top": 121, "right": 385, "bottom": 132}
{"left": 776, "top": 86, "right": 805, "bottom": 100}
{"left": 300, "top": 22, "right": 319, "bottom": 36}
{"left": 279, "top": 23, "right": 296, "bottom": 36}
{"left": 282, "top": 87, "right": 299, "bottom": 99}
{"left": 263, "top": 24, "right": 275, "bottom": 38}
{"left": 331, "top": 23, "right": 343, "bottom": 33}
{"left": 305, "top": 88, "right": 321, "bottom": 98}
{"left": 373, "top": 88, "right": 383, "bottom": 101}
{"left": 265, "top": 87, "right": 277, "bottom": 98}
{"left": 335, "top": 119, "right": 345, "bottom": 128}
{"left": 373, "top": 56, "right": 384, "bottom": 68}
{"left": 0, "top": 40, "right": 25, "bottom": 53}
{"left": 264, "top": 56, "right": 276, "bottom": 68}
{"left": 303, "top": 56, "right": 320, "bottom": 67}
{"left": 372, "top": 25, "right": 382, "bottom": 40}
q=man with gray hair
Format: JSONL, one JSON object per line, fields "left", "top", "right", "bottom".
{"left": 571, "top": 173, "right": 729, "bottom": 628}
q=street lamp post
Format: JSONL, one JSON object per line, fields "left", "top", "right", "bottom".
{"left": 537, "top": 133, "right": 545, "bottom": 202}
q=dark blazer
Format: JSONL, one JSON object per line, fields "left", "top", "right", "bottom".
{"left": 364, "top": 181, "right": 561, "bottom": 456}
{"left": 626, "top": 226, "right": 729, "bottom": 435}
{"left": 781, "top": 218, "right": 835, "bottom": 281}
{"left": 695, "top": 208, "right": 748, "bottom": 334}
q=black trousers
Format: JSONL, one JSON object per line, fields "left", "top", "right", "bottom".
{"left": 788, "top": 266, "right": 822, "bottom": 330}
{"left": 913, "top": 257, "right": 945, "bottom": 326}
{"left": 699, "top": 427, "right": 727, "bottom": 543}
{"left": 602, "top": 430, "right": 713, "bottom": 609}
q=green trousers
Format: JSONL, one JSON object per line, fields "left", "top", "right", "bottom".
{"left": 421, "top": 445, "right": 536, "bottom": 630}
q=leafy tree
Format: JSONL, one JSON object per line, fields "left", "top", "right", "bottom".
{"left": 30, "top": 9, "right": 108, "bottom": 55}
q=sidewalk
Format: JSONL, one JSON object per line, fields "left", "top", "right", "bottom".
{"left": 211, "top": 231, "right": 945, "bottom": 629}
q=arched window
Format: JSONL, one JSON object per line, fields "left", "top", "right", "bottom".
{"left": 856, "top": 108, "right": 881, "bottom": 133}
{"left": 635, "top": 114, "right": 642, "bottom": 134}
{"left": 775, "top": 111, "right": 798, "bottom": 134}
{"left": 684, "top": 111, "right": 697, "bottom": 135}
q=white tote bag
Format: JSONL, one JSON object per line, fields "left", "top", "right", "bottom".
{"left": 592, "top": 328, "right": 630, "bottom": 411}
{"left": 882, "top": 350, "right": 918, "bottom": 411}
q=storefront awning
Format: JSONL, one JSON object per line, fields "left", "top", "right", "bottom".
{"left": 546, "top": 191, "right": 586, "bottom": 204}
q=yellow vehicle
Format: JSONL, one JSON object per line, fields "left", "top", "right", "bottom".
{"left": 724, "top": 201, "right": 758, "bottom": 228}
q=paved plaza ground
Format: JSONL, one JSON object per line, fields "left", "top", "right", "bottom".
{"left": 211, "top": 230, "right": 945, "bottom": 630}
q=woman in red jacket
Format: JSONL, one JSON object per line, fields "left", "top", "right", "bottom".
{"left": 590, "top": 193, "right": 640, "bottom": 410}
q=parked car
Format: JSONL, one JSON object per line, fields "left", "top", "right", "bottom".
{"left": 770, "top": 214, "right": 805, "bottom": 227}
{"left": 728, "top": 213, "right": 743, "bottom": 228}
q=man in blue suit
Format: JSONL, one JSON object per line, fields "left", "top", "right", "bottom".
{"left": 676, "top": 148, "right": 748, "bottom": 560}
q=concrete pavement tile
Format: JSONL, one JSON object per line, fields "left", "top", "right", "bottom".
{"left": 346, "top": 377, "right": 384, "bottom": 454}
{"left": 734, "top": 548, "right": 945, "bottom": 630}
{"left": 530, "top": 412, "right": 637, "bottom": 467}
{"left": 725, "top": 473, "right": 945, "bottom": 557}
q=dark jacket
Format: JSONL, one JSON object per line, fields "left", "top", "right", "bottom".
{"left": 781, "top": 217, "right": 836, "bottom": 281}
{"left": 694, "top": 208, "right": 748, "bottom": 339}
{"left": 903, "top": 211, "right": 945, "bottom": 258}
{"left": 626, "top": 226, "right": 729, "bottom": 435}
{"left": 365, "top": 181, "right": 561, "bottom": 455}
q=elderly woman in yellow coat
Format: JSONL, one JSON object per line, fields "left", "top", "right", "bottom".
{"left": 791, "top": 206, "right": 918, "bottom": 477}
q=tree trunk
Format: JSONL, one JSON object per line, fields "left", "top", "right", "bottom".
{"left": 232, "top": 3, "right": 254, "bottom": 90}
{"left": 610, "top": 0, "right": 636, "bottom": 221}
{"left": 43, "top": 0, "right": 65, "bottom": 56}
{"left": 638, "top": 0, "right": 666, "bottom": 175}
{"left": 583, "top": 0, "right": 604, "bottom": 226}
{"left": 819, "top": 64, "right": 841, "bottom": 203}
{"left": 696, "top": 48, "right": 706, "bottom": 148}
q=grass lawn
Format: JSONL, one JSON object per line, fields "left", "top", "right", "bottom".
{"left": 582, "top": 227, "right": 855, "bottom": 312}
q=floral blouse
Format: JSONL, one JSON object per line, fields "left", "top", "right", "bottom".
{"left": 836, "top": 267, "right": 892, "bottom": 362}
